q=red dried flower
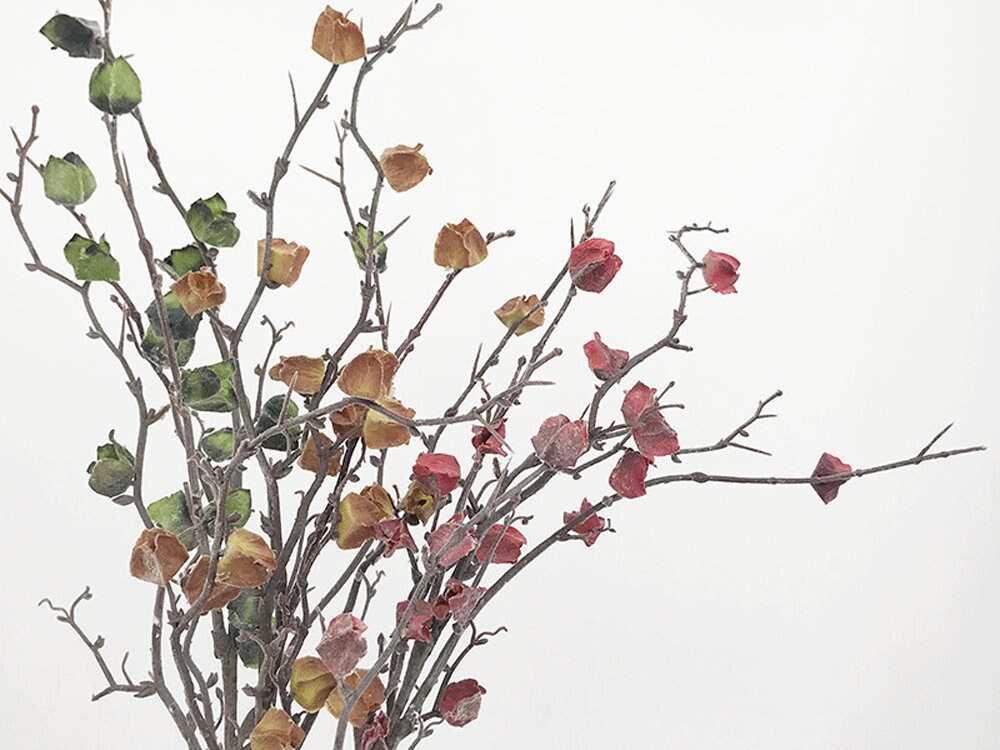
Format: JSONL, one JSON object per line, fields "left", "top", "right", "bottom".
{"left": 583, "top": 332, "right": 629, "bottom": 380}
{"left": 476, "top": 524, "right": 527, "bottom": 564}
{"left": 440, "top": 679, "right": 487, "bottom": 727}
{"left": 412, "top": 453, "right": 461, "bottom": 496}
{"left": 563, "top": 499, "right": 606, "bottom": 547}
{"left": 609, "top": 449, "right": 651, "bottom": 498}
{"left": 395, "top": 599, "right": 436, "bottom": 643}
{"left": 427, "top": 514, "right": 477, "bottom": 568}
{"left": 531, "top": 414, "right": 589, "bottom": 469}
{"left": 374, "top": 518, "right": 417, "bottom": 557}
{"left": 702, "top": 250, "right": 740, "bottom": 294}
{"left": 432, "top": 579, "right": 485, "bottom": 624}
{"left": 360, "top": 712, "right": 389, "bottom": 750}
{"left": 568, "top": 238, "right": 622, "bottom": 293}
{"left": 472, "top": 420, "right": 507, "bottom": 458}
{"left": 316, "top": 613, "right": 367, "bottom": 678}
{"left": 811, "top": 452, "right": 853, "bottom": 504}
{"left": 621, "top": 382, "right": 680, "bottom": 459}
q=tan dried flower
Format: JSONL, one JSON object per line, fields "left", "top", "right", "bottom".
{"left": 311, "top": 7, "right": 366, "bottom": 65}
{"left": 258, "top": 238, "right": 310, "bottom": 287}
{"left": 336, "top": 484, "right": 395, "bottom": 549}
{"left": 433, "top": 219, "right": 488, "bottom": 269}
{"left": 129, "top": 528, "right": 189, "bottom": 586}
{"left": 380, "top": 143, "right": 432, "bottom": 192}
{"left": 325, "top": 669, "right": 386, "bottom": 728}
{"left": 336, "top": 349, "right": 398, "bottom": 399}
{"left": 299, "top": 432, "right": 343, "bottom": 477}
{"left": 182, "top": 555, "right": 240, "bottom": 611}
{"left": 250, "top": 707, "right": 306, "bottom": 750}
{"left": 290, "top": 657, "right": 337, "bottom": 714}
{"left": 363, "top": 398, "right": 415, "bottom": 449}
{"left": 170, "top": 268, "right": 226, "bottom": 317}
{"left": 268, "top": 355, "right": 326, "bottom": 396}
{"left": 217, "top": 529, "right": 277, "bottom": 589}
{"left": 494, "top": 294, "right": 545, "bottom": 336}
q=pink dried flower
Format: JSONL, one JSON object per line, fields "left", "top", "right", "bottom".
{"left": 476, "top": 524, "right": 527, "bottom": 564}
{"left": 702, "top": 250, "right": 740, "bottom": 294}
{"left": 609, "top": 449, "right": 651, "bottom": 498}
{"left": 432, "top": 579, "right": 485, "bottom": 624}
{"left": 531, "top": 414, "right": 589, "bottom": 469}
{"left": 811, "top": 452, "right": 853, "bottom": 504}
{"left": 440, "top": 678, "right": 487, "bottom": 727}
{"left": 621, "top": 382, "right": 679, "bottom": 459}
{"left": 395, "top": 599, "right": 436, "bottom": 643}
{"left": 412, "top": 452, "right": 461, "bottom": 496}
{"left": 563, "top": 499, "right": 606, "bottom": 547}
{"left": 316, "top": 613, "right": 367, "bottom": 678}
{"left": 374, "top": 518, "right": 418, "bottom": 557}
{"left": 583, "top": 332, "right": 629, "bottom": 380}
{"left": 472, "top": 420, "right": 507, "bottom": 458}
{"left": 427, "top": 514, "right": 477, "bottom": 568}
{"left": 569, "top": 238, "right": 622, "bottom": 293}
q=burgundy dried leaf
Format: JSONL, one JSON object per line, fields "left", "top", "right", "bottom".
{"left": 531, "top": 414, "right": 589, "bottom": 470}
{"left": 374, "top": 518, "right": 417, "bottom": 557}
{"left": 412, "top": 452, "right": 461, "bottom": 496}
{"left": 472, "top": 420, "right": 507, "bottom": 458}
{"left": 621, "top": 382, "right": 657, "bottom": 426}
{"left": 609, "top": 449, "right": 651, "bottom": 498}
{"left": 316, "top": 613, "right": 367, "bottom": 678}
{"left": 702, "top": 250, "right": 740, "bottom": 294}
{"left": 395, "top": 599, "right": 435, "bottom": 643}
{"left": 360, "top": 712, "right": 389, "bottom": 750}
{"left": 476, "top": 524, "right": 527, "bottom": 564}
{"left": 432, "top": 578, "right": 485, "bottom": 625}
{"left": 440, "top": 678, "right": 487, "bottom": 727}
{"left": 811, "top": 451, "right": 853, "bottom": 504}
{"left": 632, "top": 411, "right": 680, "bottom": 459}
{"left": 427, "top": 514, "right": 477, "bottom": 568}
{"left": 568, "top": 237, "right": 622, "bottom": 293}
{"left": 563, "top": 499, "right": 606, "bottom": 547}
{"left": 583, "top": 332, "right": 629, "bottom": 380}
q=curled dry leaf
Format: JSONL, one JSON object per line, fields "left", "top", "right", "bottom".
{"left": 268, "top": 355, "right": 326, "bottom": 396}
{"left": 217, "top": 529, "right": 277, "bottom": 589}
{"left": 182, "top": 555, "right": 240, "bottom": 611}
{"left": 257, "top": 238, "right": 310, "bottom": 287}
{"left": 326, "top": 669, "right": 386, "bottom": 728}
{"left": 434, "top": 219, "right": 488, "bottom": 269}
{"left": 380, "top": 143, "right": 432, "bottom": 192}
{"left": 250, "top": 707, "right": 306, "bottom": 750}
{"left": 312, "top": 6, "right": 366, "bottom": 65}
{"left": 494, "top": 294, "right": 545, "bottom": 336}
{"left": 129, "top": 527, "right": 189, "bottom": 586}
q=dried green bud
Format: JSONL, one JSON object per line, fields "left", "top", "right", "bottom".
{"left": 89, "top": 57, "right": 142, "bottom": 115}
{"left": 186, "top": 194, "right": 240, "bottom": 248}
{"left": 43, "top": 153, "right": 96, "bottom": 207}
{"left": 256, "top": 395, "right": 302, "bottom": 452}
{"left": 349, "top": 223, "right": 387, "bottom": 272}
{"left": 182, "top": 361, "right": 238, "bottom": 412}
{"left": 140, "top": 327, "right": 195, "bottom": 368}
{"left": 87, "top": 431, "right": 135, "bottom": 497}
{"left": 63, "top": 233, "right": 119, "bottom": 282}
{"left": 163, "top": 245, "right": 205, "bottom": 278}
{"left": 39, "top": 14, "right": 102, "bottom": 58}
{"left": 200, "top": 428, "right": 235, "bottom": 462}
{"left": 146, "top": 291, "right": 202, "bottom": 341}
{"left": 228, "top": 592, "right": 263, "bottom": 669}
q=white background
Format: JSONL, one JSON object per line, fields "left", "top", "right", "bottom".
{"left": 0, "top": 1, "right": 997, "bottom": 748}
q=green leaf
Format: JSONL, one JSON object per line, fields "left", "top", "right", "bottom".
{"left": 182, "top": 361, "right": 238, "bottom": 412}
{"left": 224, "top": 488, "right": 252, "bottom": 529}
{"left": 163, "top": 245, "right": 205, "bottom": 277}
{"left": 43, "top": 153, "right": 96, "bottom": 207}
{"left": 146, "top": 291, "right": 202, "bottom": 341}
{"left": 148, "top": 490, "right": 196, "bottom": 549}
{"left": 227, "top": 593, "right": 262, "bottom": 669}
{"left": 63, "top": 233, "right": 120, "bottom": 281}
{"left": 86, "top": 431, "right": 135, "bottom": 497}
{"left": 89, "top": 57, "right": 142, "bottom": 115}
{"left": 140, "top": 326, "right": 195, "bottom": 368}
{"left": 256, "top": 395, "right": 301, "bottom": 451}
{"left": 200, "top": 428, "right": 235, "bottom": 462}
{"left": 350, "top": 222, "right": 387, "bottom": 272}
{"left": 39, "top": 14, "right": 102, "bottom": 59}
{"left": 185, "top": 194, "right": 240, "bottom": 248}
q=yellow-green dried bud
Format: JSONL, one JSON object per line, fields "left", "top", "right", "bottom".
{"left": 89, "top": 57, "right": 142, "bottom": 115}
{"left": 43, "top": 153, "right": 96, "bottom": 207}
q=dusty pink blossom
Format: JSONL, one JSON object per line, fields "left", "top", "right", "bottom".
{"left": 427, "top": 514, "right": 477, "bottom": 568}
{"left": 432, "top": 579, "right": 485, "bottom": 624}
{"left": 621, "top": 381, "right": 657, "bottom": 425}
{"left": 563, "top": 499, "right": 606, "bottom": 547}
{"left": 621, "top": 382, "right": 680, "bottom": 459}
{"left": 476, "top": 524, "right": 527, "bottom": 564}
{"left": 472, "top": 420, "right": 507, "bottom": 458}
{"left": 440, "top": 678, "right": 487, "bottom": 727}
{"left": 568, "top": 238, "right": 622, "bottom": 293}
{"left": 702, "top": 250, "right": 740, "bottom": 294}
{"left": 395, "top": 600, "right": 436, "bottom": 643}
{"left": 317, "top": 613, "right": 367, "bottom": 678}
{"left": 412, "top": 453, "right": 461, "bottom": 496}
{"left": 374, "top": 518, "right": 417, "bottom": 557}
{"left": 360, "top": 712, "right": 389, "bottom": 750}
{"left": 583, "top": 332, "right": 629, "bottom": 380}
{"left": 609, "top": 449, "right": 651, "bottom": 498}
{"left": 811, "top": 452, "right": 853, "bottom": 504}
{"left": 531, "top": 414, "right": 589, "bottom": 469}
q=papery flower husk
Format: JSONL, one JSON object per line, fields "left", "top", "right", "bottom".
{"left": 399, "top": 482, "right": 437, "bottom": 525}
{"left": 291, "top": 657, "right": 337, "bottom": 713}
{"left": 336, "top": 349, "right": 398, "bottom": 399}
{"left": 609, "top": 449, "right": 650, "bottom": 498}
{"left": 494, "top": 294, "right": 545, "bottom": 336}
{"left": 380, "top": 144, "right": 432, "bottom": 192}
{"left": 440, "top": 679, "right": 487, "bottom": 727}
{"left": 129, "top": 528, "right": 189, "bottom": 586}
{"left": 433, "top": 219, "right": 488, "bottom": 269}
{"left": 326, "top": 669, "right": 386, "bottom": 728}
{"left": 475, "top": 524, "right": 527, "bottom": 564}
{"left": 426, "top": 514, "right": 477, "bottom": 569}
{"left": 217, "top": 529, "right": 277, "bottom": 589}
{"left": 330, "top": 403, "right": 367, "bottom": 438}
{"left": 250, "top": 707, "right": 306, "bottom": 750}
{"left": 299, "top": 432, "right": 344, "bottom": 477}
{"left": 312, "top": 6, "right": 366, "bottom": 65}
{"left": 395, "top": 599, "right": 436, "bottom": 642}
{"left": 568, "top": 237, "right": 622, "bottom": 293}
{"left": 811, "top": 452, "right": 853, "bottom": 504}
{"left": 530, "top": 414, "right": 589, "bottom": 469}
{"left": 182, "top": 555, "right": 240, "bottom": 611}
{"left": 170, "top": 268, "right": 226, "bottom": 317}
{"left": 363, "top": 399, "right": 415, "bottom": 450}
{"left": 317, "top": 613, "right": 368, "bottom": 678}
{"left": 702, "top": 250, "right": 741, "bottom": 294}
{"left": 258, "top": 238, "right": 310, "bottom": 287}
{"left": 563, "top": 499, "right": 606, "bottom": 547}
{"left": 411, "top": 453, "right": 461, "bottom": 496}
{"left": 269, "top": 355, "right": 326, "bottom": 396}
{"left": 337, "top": 484, "right": 395, "bottom": 549}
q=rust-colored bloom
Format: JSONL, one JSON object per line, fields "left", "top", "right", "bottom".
{"left": 326, "top": 669, "right": 386, "bottom": 728}
{"left": 217, "top": 529, "right": 277, "bottom": 589}
{"left": 440, "top": 679, "right": 486, "bottom": 727}
{"left": 317, "top": 613, "right": 368, "bottom": 677}
{"left": 494, "top": 294, "right": 545, "bottom": 336}
{"left": 568, "top": 238, "right": 622, "bottom": 293}
{"left": 269, "top": 355, "right": 326, "bottom": 396}
{"left": 433, "top": 219, "right": 488, "bottom": 269}
{"left": 299, "top": 432, "right": 344, "bottom": 477}
{"left": 337, "top": 484, "right": 395, "bottom": 549}
{"left": 811, "top": 452, "right": 853, "bottom": 504}
{"left": 337, "top": 349, "right": 398, "bottom": 399}
{"left": 129, "top": 527, "right": 189, "bottom": 586}
{"left": 531, "top": 414, "right": 589, "bottom": 469}
{"left": 380, "top": 144, "right": 432, "bottom": 192}
{"left": 182, "top": 555, "right": 240, "bottom": 611}
{"left": 291, "top": 657, "right": 337, "bottom": 713}
{"left": 170, "top": 268, "right": 226, "bottom": 317}
{"left": 330, "top": 403, "right": 366, "bottom": 438}
{"left": 363, "top": 398, "right": 415, "bottom": 449}
{"left": 399, "top": 481, "right": 437, "bottom": 525}
{"left": 702, "top": 250, "right": 740, "bottom": 294}
{"left": 257, "top": 238, "right": 310, "bottom": 287}
{"left": 311, "top": 7, "right": 366, "bottom": 65}
{"left": 250, "top": 707, "right": 306, "bottom": 750}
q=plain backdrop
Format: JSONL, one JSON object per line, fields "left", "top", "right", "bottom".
{"left": 0, "top": 1, "right": 997, "bottom": 748}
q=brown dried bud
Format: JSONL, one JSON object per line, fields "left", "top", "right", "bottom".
{"left": 325, "top": 669, "right": 386, "bottom": 728}
{"left": 217, "top": 529, "right": 277, "bottom": 589}
{"left": 170, "top": 268, "right": 226, "bottom": 317}
{"left": 250, "top": 707, "right": 306, "bottom": 750}
{"left": 494, "top": 294, "right": 545, "bottom": 336}
{"left": 337, "top": 484, "right": 395, "bottom": 549}
{"left": 299, "top": 432, "right": 343, "bottom": 477}
{"left": 329, "top": 403, "right": 366, "bottom": 438}
{"left": 380, "top": 143, "right": 432, "bottom": 192}
{"left": 363, "top": 398, "right": 415, "bottom": 450}
{"left": 182, "top": 555, "right": 240, "bottom": 611}
{"left": 400, "top": 481, "right": 436, "bottom": 525}
{"left": 257, "top": 238, "right": 310, "bottom": 287}
{"left": 336, "top": 349, "right": 398, "bottom": 399}
{"left": 129, "top": 528, "right": 189, "bottom": 586}
{"left": 433, "top": 219, "right": 488, "bottom": 269}
{"left": 311, "top": 7, "right": 366, "bottom": 65}
{"left": 268, "top": 355, "right": 326, "bottom": 396}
